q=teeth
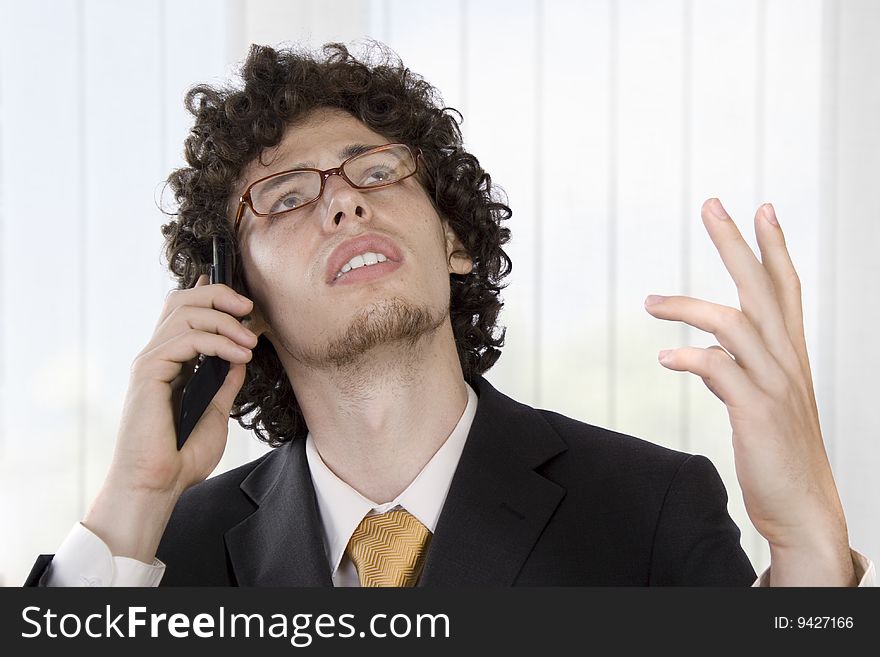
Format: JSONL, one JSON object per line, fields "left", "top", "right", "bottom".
{"left": 335, "top": 251, "right": 389, "bottom": 279}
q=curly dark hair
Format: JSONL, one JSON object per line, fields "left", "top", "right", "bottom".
{"left": 161, "top": 41, "right": 512, "bottom": 447}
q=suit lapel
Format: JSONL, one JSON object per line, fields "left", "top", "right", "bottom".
{"left": 223, "top": 375, "right": 566, "bottom": 587}
{"left": 225, "top": 438, "right": 333, "bottom": 586}
{"left": 419, "top": 376, "right": 567, "bottom": 585}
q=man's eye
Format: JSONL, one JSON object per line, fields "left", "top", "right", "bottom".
{"left": 361, "top": 167, "right": 393, "bottom": 184}
{"left": 269, "top": 191, "right": 303, "bottom": 213}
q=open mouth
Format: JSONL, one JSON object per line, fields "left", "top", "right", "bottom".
{"left": 330, "top": 258, "right": 402, "bottom": 286}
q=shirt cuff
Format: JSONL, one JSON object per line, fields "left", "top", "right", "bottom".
{"left": 751, "top": 547, "right": 875, "bottom": 587}
{"left": 41, "top": 522, "right": 166, "bottom": 587}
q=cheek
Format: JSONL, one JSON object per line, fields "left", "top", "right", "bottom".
{"left": 402, "top": 200, "right": 452, "bottom": 284}
{"left": 241, "top": 234, "right": 303, "bottom": 312}
{"left": 416, "top": 226, "right": 455, "bottom": 298}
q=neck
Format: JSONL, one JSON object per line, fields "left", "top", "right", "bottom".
{"left": 279, "top": 320, "right": 470, "bottom": 503}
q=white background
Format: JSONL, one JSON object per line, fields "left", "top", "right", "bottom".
{"left": 1, "top": 0, "right": 878, "bottom": 585}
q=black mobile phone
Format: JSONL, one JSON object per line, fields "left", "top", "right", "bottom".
{"left": 175, "top": 236, "right": 232, "bottom": 449}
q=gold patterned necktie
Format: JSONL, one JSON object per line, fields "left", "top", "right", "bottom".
{"left": 345, "top": 508, "right": 432, "bottom": 587}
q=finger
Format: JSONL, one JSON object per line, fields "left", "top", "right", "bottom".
{"left": 180, "top": 361, "right": 248, "bottom": 476}
{"left": 205, "top": 361, "right": 246, "bottom": 430}
{"left": 644, "top": 294, "right": 789, "bottom": 395}
{"left": 159, "top": 281, "right": 252, "bottom": 327}
{"left": 657, "top": 344, "right": 758, "bottom": 410}
{"left": 153, "top": 305, "right": 258, "bottom": 351}
{"left": 754, "top": 203, "right": 815, "bottom": 402}
{"left": 134, "top": 330, "right": 252, "bottom": 384}
{"left": 700, "top": 346, "right": 733, "bottom": 402}
{"left": 700, "top": 198, "right": 797, "bottom": 366}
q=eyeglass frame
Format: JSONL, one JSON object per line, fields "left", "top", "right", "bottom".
{"left": 233, "top": 142, "right": 423, "bottom": 233}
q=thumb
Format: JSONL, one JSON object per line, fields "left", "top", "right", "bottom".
{"left": 214, "top": 361, "right": 247, "bottom": 413}
{"left": 181, "top": 361, "right": 248, "bottom": 479}
{"left": 198, "top": 360, "right": 247, "bottom": 428}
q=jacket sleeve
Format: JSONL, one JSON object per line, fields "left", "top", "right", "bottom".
{"left": 648, "top": 454, "right": 757, "bottom": 585}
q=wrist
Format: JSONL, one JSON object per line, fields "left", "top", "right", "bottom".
{"left": 82, "top": 479, "right": 182, "bottom": 563}
{"left": 768, "top": 539, "right": 857, "bottom": 586}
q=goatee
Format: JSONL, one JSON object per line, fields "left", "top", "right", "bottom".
{"left": 286, "top": 296, "right": 447, "bottom": 370}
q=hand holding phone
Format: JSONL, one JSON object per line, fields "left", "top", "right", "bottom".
{"left": 80, "top": 238, "right": 256, "bottom": 562}
{"left": 176, "top": 237, "right": 234, "bottom": 449}
{"left": 111, "top": 234, "right": 254, "bottom": 495}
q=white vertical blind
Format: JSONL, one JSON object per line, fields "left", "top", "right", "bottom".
{"left": 539, "top": 0, "right": 613, "bottom": 428}
{"left": 830, "top": 0, "right": 880, "bottom": 566}
{"left": 688, "top": 0, "right": 764, "bottom": 566}
{"left": 1, "top": 0, "right": 876, "bottom": 586}
{"left": 80, "top": 0, "right": 165, "bottom": 517}
{"left": 614, "top": 0, "right": 687, "bottom": 448}
{"left": 0, "top": 0, "right": 85, "bottom": 588}
{"left": 460, "top": 0, "right": 542, "bottom": 405}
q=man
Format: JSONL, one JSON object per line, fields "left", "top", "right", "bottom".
{"left": 28, "top": 42, "right": 873, "bottom": 587}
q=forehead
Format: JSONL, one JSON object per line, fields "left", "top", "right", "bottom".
{"left": 250, "top": 108, "right": 389, "bottom": 176}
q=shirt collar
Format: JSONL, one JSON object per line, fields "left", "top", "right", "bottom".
{"left": 305, "top": 381, "right": 478, "bottom": 577}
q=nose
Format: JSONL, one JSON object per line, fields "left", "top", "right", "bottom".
{"left": 320, "top": 172, "right": 372, "bottom": 231}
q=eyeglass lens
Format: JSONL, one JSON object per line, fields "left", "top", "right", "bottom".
{"left": 251, "top": 144, "right": 415, "bottom": 215}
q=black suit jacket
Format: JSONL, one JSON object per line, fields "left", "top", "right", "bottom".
{"left": 26, "top": 374, "right": 757, "bottom": 586}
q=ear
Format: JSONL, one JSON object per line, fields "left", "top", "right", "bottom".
{"left": 443, "top": 219, "right": 473, "bottom": 276}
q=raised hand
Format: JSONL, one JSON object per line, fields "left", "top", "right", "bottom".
{"left": 644, "top": 198, "right": 856, "bottom": 586}
{"left": 81, "top": 274, "right": 257, "bottom": 563}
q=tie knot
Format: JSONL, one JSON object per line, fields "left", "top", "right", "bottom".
{"left": 345, "top": 508, "right": 432, "bottom": 587}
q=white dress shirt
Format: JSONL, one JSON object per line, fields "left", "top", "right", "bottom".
{"left": 306, "top": 381, "right": 478, "bottom": 586}
{"left": 43, "top": 379, "right": 875, "bottom": 587}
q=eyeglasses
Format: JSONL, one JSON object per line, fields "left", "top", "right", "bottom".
{"left": 233, "top": 143, "right": 421, "bottom": 232}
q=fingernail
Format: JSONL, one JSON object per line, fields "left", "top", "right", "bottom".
{"left": 709, "top": 198, "right": 730, "bottom": 220}
{"left": 658, "top": 349, "right": 672, "bottom": 364}
{"left": 762, "top": 203, "right": 778, "bottom": 226}
{"left": 645, "top": 295, "right": 665, "bottom": 306}
{"left": 236, "top": 293, "right": 252, "bottom": 304}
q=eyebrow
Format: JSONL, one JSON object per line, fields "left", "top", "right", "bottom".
{"left": 286, "top": 143, "right": 382, "bottom": 170}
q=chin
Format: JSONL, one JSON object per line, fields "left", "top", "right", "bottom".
{"left": 286, "top": 296, "right": 449, "bottom": 369}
